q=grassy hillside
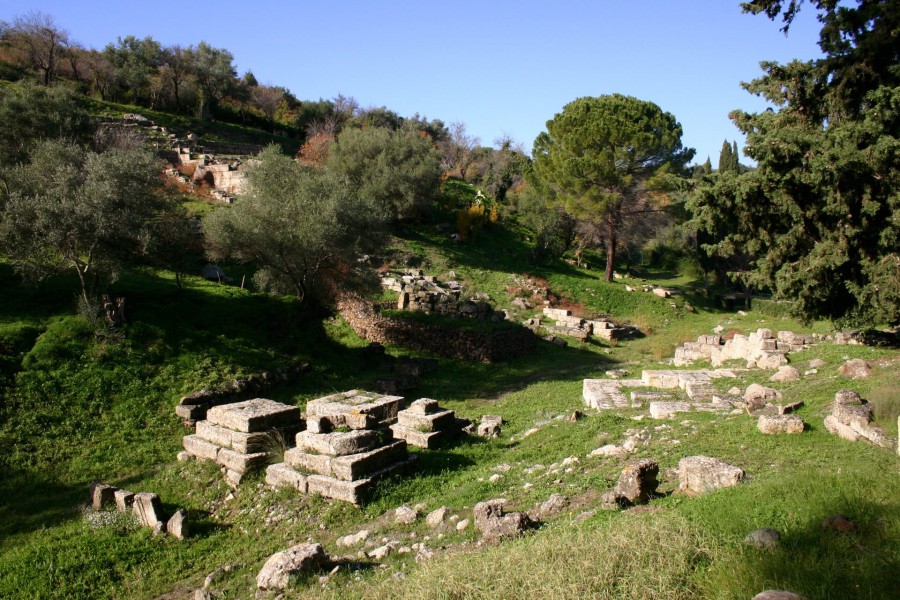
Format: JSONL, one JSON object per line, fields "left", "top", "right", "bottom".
{"left": 1, "top": 217, "right": 898, "bottom": 599}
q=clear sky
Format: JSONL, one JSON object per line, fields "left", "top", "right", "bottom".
{"left": 2, "top": 1, "right": 824, "bottom": 164}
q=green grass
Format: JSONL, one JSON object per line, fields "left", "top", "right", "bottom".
{"left": 0, "top": 220, "right": 897, "bottom": 599}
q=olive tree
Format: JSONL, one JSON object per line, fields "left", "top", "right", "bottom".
{"left": 0, "top": 140, "right": 167, "bottom": 315}
{"left": 203, "top": 146, "right": 380, "bottom": 304}
{"left": 532, "top": 94, "right": 694, "bottom": 281}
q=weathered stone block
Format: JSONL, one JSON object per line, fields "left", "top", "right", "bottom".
{"left": 676, "top": 456, "right": 745, "bottom": 495}
{"left": 397, "top": 409, "right": 456, "bottom": 432}
{"left": 473, "top": 498, "right": 531, "bottom": 541}
{"left": 113, "top": 489, "right": 134, "bottom": 512}
{"left": 215, "top": 448, "right": 269, "bottom": 474}
{"left": 166, "top": 508, "right": 189, "bottom": 540}
{"left": 296, "top": 429, "right": 385, "bottom": 457}
{"left": 182, "top": 434, "right": 221, "bottom": 461}
{"left": 330, "top": 440, "right": 408, "bottom": 481}
{"left": 206, "top": 398, "right": 301, "bottom": 433}
{"left": 132, "top": 492, "right": 165, "bottom": 528}
{"left": 175, "top": 404, "right": 207, "bottom": 421}
{"left": 390, "top": 424, "right": 443, "bottom": 449}
{"left": 90, "top": 482, "right": 116, "bottom": 510}
{"left": 758, "top": 414, "right": 805, "bottom": 434}
{"left": 407, "top": 398, "right": 440, "bottom": 415}
{"left": 614, "top": 459, "right": 659, "bottom": 504}
{"left": 265, "top": 462, "right": 308, "bottom": 492}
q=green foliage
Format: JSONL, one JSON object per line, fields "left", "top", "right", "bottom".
{"left": 691, "top": 1, "right": 900, "bottom": 326}
{"left": 327, "top": 127, "right": 442, "bottom": 221}
{"left": 0, "top": 80, "right": 90, "bottom": 166}
{"left": 0, "top": 139, "right": 170, "bottom": 311}
{"left": 203, "top": 146, "right": 381, "bottom": 304}
{"left": 532, "top": 94, "right": 694, "bottom": 280}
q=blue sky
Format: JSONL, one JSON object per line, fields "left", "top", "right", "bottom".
{"left": 2, "top": 1, "right": 824, "bottom": 163}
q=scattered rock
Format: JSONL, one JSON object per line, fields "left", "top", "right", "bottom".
{"left": 839, "top": 358, "right": 872, "bottom": 379}
{"left": 539, "top": 494, "right": 568, "bottom": 516}
{"left": 676, "top": 456, "right": 745, "bottom": 495}
{"left": 473, "top": 499, "right": 532, "bottom": 541}
{"left": 395, "top": 505, "right": 418, "bottom": 525}
{"left": 166, "top": 509, "right": 189, "bottom": 540}
{"left": 425, "top": 507, "right": 450, "bottom": 528}
{"left": 744, "top": 384, "right": 782, "bottom": 411}
{"left": 744, "top": 527, "right": 780, "bottom": 549}
{"left": 488, "top": 473, "right": 502, "bottom": 483}
{"left": 613, "top": 459, "right": 659, "bottom": 505}
{"left": 368, "top": 544, "right": 392, "bottom": 560}
{"left": 90, "top": 483, "right": 116, "bottom": 511}
{"left": 456, "top": 518, "right": 469, "bottom": 531}
{"left": 808, "top": 358, "right": 826, "bottom": 369}
{"left": 590, "top": 444, "right": 628, "bottom": 458}
{"left": 821, "top": 515, "right": 855, "bottom": 533}
{"left": 769, "top": 366, "right": 800, "bottom": 383}
{"left": 477, "top": 415, "right": 503, "bottom": 438}
{"left": 336, "top": 530, "right": 370, "bottom": 548}
{"left": 758, "top": 414, "right": 805, "bottom": 434}
{"left": 256, "top": 543, "right": 328, "bottom": 591}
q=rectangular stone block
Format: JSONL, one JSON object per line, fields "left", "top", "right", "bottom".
{"left": 284, "top": 447, "right": 333, "bottom": 476}
{"left": 215, "top": 448, "right": 269, "bottom": 474}
{"left": 408, "top": 398, "right": 440, "bottom": 415}
{"left": 397, "top": 409, "right": 456, "bottom": 432}
{"left": 296, "top": 430, "right": 386, "bottom": 456}
{"left": 641, "top": 370, "right": 681, "bottom": 389}
{"left": 206, "top": 398, "right": 301, "bottom": 433}
{"left": 90, "top": 483, "right": 116, "bottom": 510}
{"left": 114, "top": 489, "right": 135, "bottom": 512}
{"left": 306, "top": 391, "right": 402, "bottom": 427}
{"left": 307, "top": 474, "right": 372, "bottom": 504}
{"left": 390, "top": 424, "right": 443, "bottom": 449}
{"left": 183, "top": 434, "right": 221, "bottom": 461}
{"left": 330, "top": 440, "right": 408, "bottom": 481}
{"left": 265, "top": 462, "right": 308, "bottom": 492}
{"left": 175, "top": 404, "right": 207, "bottom": 420}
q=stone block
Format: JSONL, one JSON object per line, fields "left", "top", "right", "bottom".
{"left": 265, "top": 462, "right": 308, "bottom": 492}
{"left": 676, "top": 456, "right": 745, "bottom": 495}
{"left": 407, "top": 398, "right": 440, "bottom": 415}
{"left": 206, "top": 398, "right": 301, "bottom": 433}
{"left": 397, "top": 409, "right": 456, "bottom": 432}
{"left": 182, "top": 434, "right": 221, "bottom": 461}
{"left": 614, "top": 459, "right": 659, "bottom": 504}
{"left": 215, "top": 447, "right": 269, "bottom": 474}
{"left": 166, "top": 508, "right": 189, "bottom": 540}
{"left": 113, "top": 489, "right": 134, "bottom": 512}
{"left": 306, "top": 390, "right": 402, "bottom": 427}
{"left": 90, "top": 483, "right": 116, "bottom": 511}
{"left": 473, "top": 499, "right": 531, "bottom": 541}
{"left": 285, "top": 447, "right": 333, "bottom": 476}
{"left": 132, "top": 492, "right": 165, "bottom": 528}
{"left": 306, "top": 475, "right": 372, "bottom": 504}
{"left": 390, "top": 424, "right": 443, "bottom": 449}
{"left": 641, "top": 370, "right": 681, "bottom": 389}
{"left": 330, "top": 441, "right": 409, "bottom": 481}
{"left": 175, "top": 404, "right": 207, "bottom": 421}
{"left": 649, "top": 402, "right": 695, "bottom": 419}
{"left": 758, "top": 414, "right": 805, "bottom": 434}
{"left": 296, "top": 429, "right": 385, "bottom": 457}
{"left": 630, "top": 391, "right": 675, "bottom": 404}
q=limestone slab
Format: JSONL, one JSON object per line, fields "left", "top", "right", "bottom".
{"left": 306, "top": 390, "right": 402, "bottom": 428}
{"left": 215, "top": 447, "right": 269, "bottom": 474}
{"left": 206, "top": 398, "right": 301, "bottom": 433}
{"left": 183, "top": 434, "right": 221, "bottom": 461}
{"left": 296, "top": 429, "right": 385, "bottom": 456}
{"left": 390, "top": 424, "right": 444, "bottom": 449}
{"left": 397, "top": 409, "right": 456, "bottom": 432}
{"left": 265, "top": 462, "right": 308, "bottom": 492}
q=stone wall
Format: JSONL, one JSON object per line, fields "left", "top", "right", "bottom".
{"left": 338, "top": 297, "right": 536, "bottom": 363}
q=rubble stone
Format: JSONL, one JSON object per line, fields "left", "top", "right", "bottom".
{"left": 758, "top": 414, "right": 805, "bottom": 434}
{"left": 132, "top": 492, "right": 166, "bottom": 528}
{"left": 473, "top": 499, "right": 531, "bottom": 541}
{"left": 613, "top": 459, "right": 659, "bottom": 504}
{"left": 676, "top": 456, "right": 745, "bottom": 495}
{"left": 256, "top": 543, "right": 328, "bottom": 591}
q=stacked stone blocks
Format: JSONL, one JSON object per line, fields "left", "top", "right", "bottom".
{"left": 390, "top": 398, "right": 470, "bottom": 448}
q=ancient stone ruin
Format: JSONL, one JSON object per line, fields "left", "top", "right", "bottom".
{"left": 390, "top": 398, "right": 470, "bottom": 449}
{"left": 824, "top": 389, "right": 894, "bottom": 449}
{"left": 89, "top": 482, "right": 189, "bottom": 539}
{"left": 266, "top": 390, "right": 415, "bottom": 504}
{"left": 182, "top": 398, "right": 304, "bottom": 486}
{"left": 674, "top": 329, "right": 817, "bottom": 369}
{"left": 381, "top": 269, "right": 503, "bottom": 320}
{"left": 526, "top": 307, "right": 631, "bottom": 342}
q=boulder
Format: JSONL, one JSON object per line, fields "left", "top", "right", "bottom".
{"left": 613, "top": 459, "right": 659, "bottom": 504}
{"left": 757, "top": 414, "right": 805, "bottom": 435}
{"left": 676, "top": 456, "right": 745, "bottom": 495}
{"left": 425, "top": 506, "right": 450, "bottom": 528}
{"left": 394, "top": 505, "right": 418, "bottom": 525}
{"left": 473, "top": 499, "right": 531, "bottom": 541}
{"left": 744, "top": 384, "right": 782, "bottom": 411}
{"left": 769, "top": 366, "right": 800, "bottom": 383}
{"left": 839, "top": 358, "right": 871, "bottom": 379}
{"left": 256, "top": 543, "right": 328, "bottom": 591}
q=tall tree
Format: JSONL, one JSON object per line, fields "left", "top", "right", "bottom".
{"left": 532, "top": 94, "right": 694, "bottom": 281}
{"left": 188, "top": 42, "right": 236, "bottom": 119}
{"left": 692, "top": 0, "right": 899, "bottom": 325}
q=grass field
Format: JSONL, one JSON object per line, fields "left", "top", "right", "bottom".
{"left": 0, "top": 220, "right": 897, "bottom": 599}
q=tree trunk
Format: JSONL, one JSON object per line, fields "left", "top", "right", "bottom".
{"left": 604, "top": 215, "right": 617, "bottom": 282}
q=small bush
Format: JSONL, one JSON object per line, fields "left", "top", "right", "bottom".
{"left": 868, "top": 384, "right": 900, "bottom": 434}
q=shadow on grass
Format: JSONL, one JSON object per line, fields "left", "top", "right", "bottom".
{"left": 0, "top": 468, "right": 84, "bottom": 539}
